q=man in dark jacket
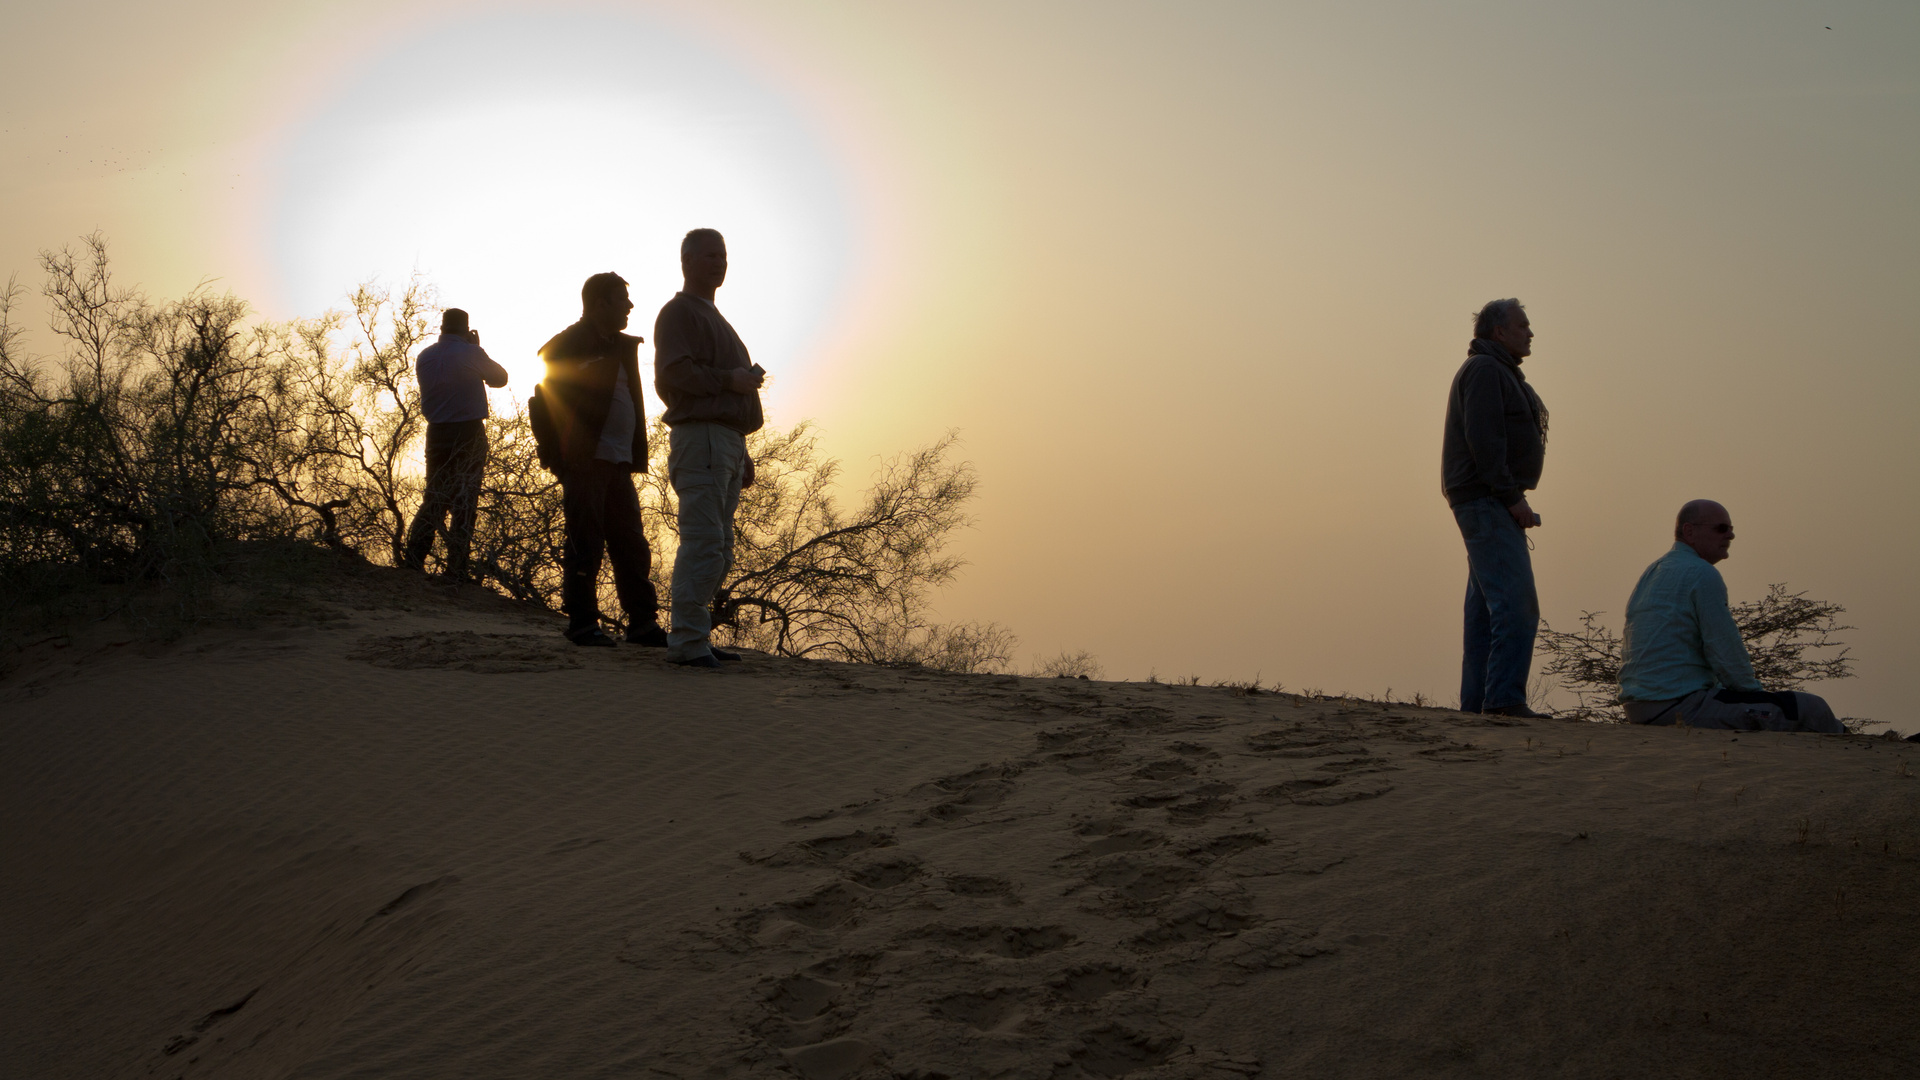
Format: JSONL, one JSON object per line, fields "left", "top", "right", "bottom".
{"left": 1441, "top": 298, "right": 1549, "bottom": 717}
{"left": 537, "top": 272, "right": 665, "bottom": 647}
{"left": 653, "top": 229, "right": 764, "bottom": 668}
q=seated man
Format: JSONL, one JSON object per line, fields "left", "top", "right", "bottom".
{"left": 1617, "top": 500, "right": 1843, "bottom": 732}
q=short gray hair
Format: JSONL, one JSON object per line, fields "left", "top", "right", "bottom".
{"left": 680, "top": 228, "right": 725, "bottom": 261}
{"left": 1473, "top": 298, "right": 1526, "bottom": 339}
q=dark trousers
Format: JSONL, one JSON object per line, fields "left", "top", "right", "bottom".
{"left": 405, "top": 419, "right": 488, "bottom": 578}
{"left": 560, "top": 459, "right": 659, "bottom": 632}
{"left": 1453, "top": 495, "right": 1539, "bottom": 712}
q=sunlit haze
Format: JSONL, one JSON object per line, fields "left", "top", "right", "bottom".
{"left": 5, "top": 1, "right": 1915, "bottom": 723}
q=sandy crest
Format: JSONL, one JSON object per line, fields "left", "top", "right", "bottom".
{"left": 3, "top": 581, "right": 1918, "bottom": 1079}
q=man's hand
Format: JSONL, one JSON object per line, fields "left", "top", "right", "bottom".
{"left": 742, "top": 455, "right": 756, "bottom": 489}
{"left": 467, "top": 329, "right": 481, "bottom": 345}
{"left": 1508, "top": 497, "right": 1542, "bottom": 529}
{"left": 727, "top": 367, "right": 765, "bottom": 393}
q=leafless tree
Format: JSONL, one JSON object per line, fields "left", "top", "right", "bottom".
{"left": 467, "top": 405, "right": 566, "bottom": 604}
{"left": 271, "top": 281, "right": 435, "bottom": 563}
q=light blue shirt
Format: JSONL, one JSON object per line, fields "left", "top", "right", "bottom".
{"left": 1617, "top": 542, "right": 1763, "bottom": 701}
{"left": 416, "top": 335, "right": 508, "bottom": 424}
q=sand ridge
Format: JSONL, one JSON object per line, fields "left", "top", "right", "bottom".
{"left": 3, "top": 583, "right": 1919, "bottom": 1078}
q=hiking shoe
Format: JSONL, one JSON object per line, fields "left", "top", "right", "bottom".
{"left": 1482, "top": 703, "right": 1550, "bottom": 719}
{"left": 625, "top": 623, "right": 669, "bottom": 648}
{"left": 671, "top": 654, "right": 723, "bottom": 669}
{"left": 567, "top": 627, "right": 618, "bottom": 648}
{"left": 709, "top": 645, "right": 743, "bottom": 662}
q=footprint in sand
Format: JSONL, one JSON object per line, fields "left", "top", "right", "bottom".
{"left": 1049, "top": 963, "right": 1139, "bottom": 1003}
{"left": 916, "top": 764, "right": 1025, "bottom": 825}
{"left": 1179, "top": 831, "right": 1271, "bottom": 865}
{"left": 842, "top": 854, "right": 924, "bottom": 890}
{"left": 929, "top": 987, "right": 1030, "bottom": 1032}
{"left": 756, "top": 973, "right": 848, "bottom": 1050}
{"left": 918, "top": 778, "right": 1017, "bottom": 825}
{"left": 1071, "top": 820, "right": 1168, "bottom": 858}
{"left": 1255, "top": 773, "right": 1395, "bottom": 805}
{"left": 904, "top": 924, "right": 1075, "bottom": 959}
{"left": 1069, "top": 1024, "right": 1185, "bottom": 1078}
{"left": 742, "top": 828, "right": 895, "bottom": 867}
{"left": 1122, "top": 780, "right": 1239, "bottom": 824}
{"left": 1242, "top": 730, "right": 1371, "bottom": 758}
{"left": 1085, "top": 857, "right": 1204, "bottom": 910}
{"left": 1131, "top": 757, "right": 1197, "bottom": 781}
{"left": 1130, "top": 887, "right": 1257, "bottom": 950}
{"left": 738, "top": 882, "right": 870, "bottom": 945}
{"left": 943, "top": 874, "right": 1019, "bottom": 904}
{"left": 1164, "top": 740, "right": 1221, "bottom": 759}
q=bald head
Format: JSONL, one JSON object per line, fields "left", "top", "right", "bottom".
{"left": 1675, "top": 500, "right": 1735, "bottom": 564}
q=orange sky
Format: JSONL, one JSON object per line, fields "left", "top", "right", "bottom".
{"left": 4, "top": 0, "right": 1915, "bottom": 725}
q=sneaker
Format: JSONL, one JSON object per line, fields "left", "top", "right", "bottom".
{"left": 1482, "top": 703, "right": 1550, "bottom": 719}
{"left": 709, "top": 645, "right": 743, "bottom": 662}
{"left": 566, "top": 626, "right": 618, "bottom": 648}
{"left": 625, "top": 623, "right": 669, "bottom": 647}
{"left": 671, "top": 654, "right": 723, "bottom": 669}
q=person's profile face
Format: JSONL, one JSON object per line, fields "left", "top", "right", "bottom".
{"left": 684, "top": 238, "right": 728, "bottom": 291}
{"left": 589, "top": 285, "right": 633, "bottom": 333}
{"left": 1491, "top": 312, "right": 1533, "bottom": 358}
{"left": 1682, "top": 510, "right": 1735, "bottom": 564}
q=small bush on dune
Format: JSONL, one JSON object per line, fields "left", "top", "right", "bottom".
{"left": 1033, "top": 650, "right": 1103, "bottom": 680}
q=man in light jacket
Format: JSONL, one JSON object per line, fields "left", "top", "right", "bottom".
{"left": 1441, "top": 298, "right": 1549, "bottom": 718}
{"left": 653, "top": 229, "right": 764, "bottom": 669}
{"left": 406, "top": 307, "right": 508, "bottom": 580}
{"left": 1617, "top": 500, "right": 1843, "bottom": 732}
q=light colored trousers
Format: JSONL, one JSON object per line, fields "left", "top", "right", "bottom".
{"left": 1624, "top": 688, "right": 1843, "bottom": 733}
{"left": 665, "top": 422, "right": 747, "bottom": 661}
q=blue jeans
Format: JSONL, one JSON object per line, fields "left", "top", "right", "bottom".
{"left": 1453, "top": 496, "right": 1538, "bottom": 712}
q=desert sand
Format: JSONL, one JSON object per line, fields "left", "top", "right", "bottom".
{"left": 4, "top": 564, "right": 1918, "bottom": 1080}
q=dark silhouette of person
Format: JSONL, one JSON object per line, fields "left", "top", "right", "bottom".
{"left": 537, "top": 273, "right": 665, "bottom": 647}
{"left": 1441, "top": 298, "right": 1549, "bottom": 718}
{"left": 653, "top": 229, "right": 764, "bottom": 668}
{"left": 405, "top": 307, "right": 508, "bottom": 580}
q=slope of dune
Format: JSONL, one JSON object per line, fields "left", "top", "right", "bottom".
{"left": 4, "top": 565, "right": 1918, "bottom": 1079}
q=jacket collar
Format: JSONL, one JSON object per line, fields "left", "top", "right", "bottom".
{"left": 1468, "top": 337, "right": 1523, "bottom": 370}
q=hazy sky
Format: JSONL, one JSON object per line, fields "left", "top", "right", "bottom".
{"left": 5, "top": 1, "right": 1915, "bottom": 725}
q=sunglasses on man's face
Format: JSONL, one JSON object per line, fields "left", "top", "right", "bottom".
{"left": 1696, "top": 523, "right": 1734, "bottom": 534}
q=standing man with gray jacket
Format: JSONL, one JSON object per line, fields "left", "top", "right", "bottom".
{"left": 1441, "top": 298, "right": 1549, "bottom": 718}
{"left": 653, "top": 228, "right": 764, "bottom": 669}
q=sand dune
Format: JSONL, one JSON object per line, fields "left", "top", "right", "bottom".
{"left": 4, "top": 571, "right": 1918, "bottom": 1079}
